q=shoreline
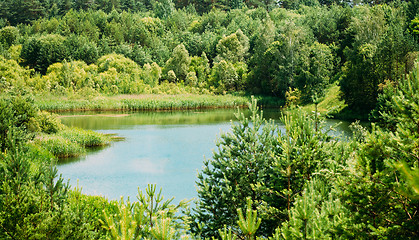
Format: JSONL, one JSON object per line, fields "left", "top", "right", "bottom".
{"left": 34, "top": 94, "right": 251, "bottom": 112}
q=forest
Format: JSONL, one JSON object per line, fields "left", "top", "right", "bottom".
{"left": 0, "top": 0, "right": 419, "bottom": 239}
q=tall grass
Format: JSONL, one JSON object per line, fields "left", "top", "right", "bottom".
{"left": 58, "top": 128, "right": 110, "bottom": 147}
{"left": 300, "top": 83, "right": 347, "bottom": 116}
{"left": 35, "top": 94, "right": 250, "bottom": 112}
{"left": 35, "top": 134, "right": 85, "bottom": 158}
{"left": 35, "top": 127, "right": 111, "bottom": 158}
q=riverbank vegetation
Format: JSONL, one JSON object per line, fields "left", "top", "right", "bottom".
{"left": 35, "top": 93, "right": 249, "bottom": 111}
{"left": 2, "top": 0, "right": 419, "bottom": 117}
{"left": 1, "top": 0, "right": 419, "bottom": 239}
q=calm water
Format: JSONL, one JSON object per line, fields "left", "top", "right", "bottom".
{"left": 57, "top": 109, "right": 353, "bottom": 203}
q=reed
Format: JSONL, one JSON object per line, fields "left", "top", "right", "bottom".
{"left": 35, "top": 127, "right": 111, "bottom": 158}
{"left": 35, "top": 94, "right": 250, "bottom": 112}
{"left": 35, "top": 134, "right": 85, "bottom": 158}
{"left": 58, "top": 128, "right": 111, "bottom": 147}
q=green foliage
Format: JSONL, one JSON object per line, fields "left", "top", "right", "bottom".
{"left": 218, "top": 225, "right": 237, "bottom": 240}
{"left": 142, "top": 62, "right": 162, "bottom": 87}
{"left": 63, "top": 186, "right": 109, "bottom": 239}
{"left": 189, "top": 53, "right": 210, "bottom": 88}
{"left": 337, "top": 125, "right": 419, "bottom": 238}
{"left": 21, "top": 34, "right": 68, "bottom": 74}
{"left": 340, "top": 4, "right": 416, "bottom": 114}
{"left": 366, "top": 62, "right": 419, "bottom": 236}
{"left": 101, "top": 184, "right": 190, "bottom": 240}
{"left": 0, "top": 2, "right": 415, "bottom": 117}
{"left": 192, "top": 97, "right": 279, "bottom": 238}
{"left": 153, "top": 0, "right": 175, "bottom": 19}
{"left": 210, "top": 59, "right": 247, "bottom": 93}
{"left": 0, "top": 95, "right": 38, "bottom": 152}
{"left": 58, "top": 127, "right": 110, "bottom": 147}
{"left": 215, "top": 29, "right": 249, "bottom": 63}
{"left": 296, "top": 42, "right": 333, "bottom": 102}
{"left": 300, "top": 83, "right": 347, "bottom": 116}
{"left": 237, "top": 198, "right": 261, "bottom": 239}
{"left": 35, "top": 134, "right": 85, "bottom": 158}
{"left": 0, "top": 145, "right": 93, "bottom": 239}
{"left": 193, "top": 97, "right": 352, "bottom": 238}
{"left": 97, "top": 53, "right": 141, "bottom": 76}
{"left": 396, "top": 162, "right": 419, "bottom": 200}
{"left": 0, "top": 56, "right": 31, "bottom": 93}
{"left": 279, "top": 178, "right": 355, "bottom": 240}
{"left": 34, "top": 94, "right": 249, "bottom": 112}
{"left": 64, "top": 34, "right": 99, "bottom": 64}
{"left": 35, "top": 127, "right": 110, "bottom": 158}
{"left": 379, "top": 62, "right": 419, "bottom": 161}
{"left": 102, "top": 197, "right": 143, "bottom": 240}
{"left": 2, "top": 3, "right": 419, "bottom": 239}
{"left": 164, "top": 44, "right": 191, "bottom": 82}
{"left": 0, "top": 26, "right": 19, "bottom": 48}
{"left": 340, "top": 42, "right": 379, "bottom": 113}
{"left": 252, "top": 19, "right": 313, "bottom": 98}
{"left": 409, "top": 17, "right": 419, "bottom": 38}
{"left": 35, "top": 111, "right": 64, "bottom": 134}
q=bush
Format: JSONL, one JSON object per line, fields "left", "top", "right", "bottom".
{"left": 21, "top": 34, "right": 69, "bottom": 74}
{"left": 0, "top": 95, "right": 38, "bottom": 152}
{"left": 0, "top": 26, "right": 19, "bottom": 48}
{"left": 35, "top": 111, "right": 64, "bottom": 134}
{"left": 0, "top": 56, "right": 31, "bottom": 93}
{"left": 64, "top": 35, "right": 99, "bottom": 64}
{"left": 0, "top": 146, "right": 95, "bottom": 239}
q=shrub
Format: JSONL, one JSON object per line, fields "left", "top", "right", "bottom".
{"left": 21, "top": 34, "right": 68, "bottom": 74}
{"left": 35, "top": 111, "right": 64, "bottom": 134}
{"left": 0, "top": 26, "right": 19, "bottom": 48}
{"left": 0, "top": 95, "right": 38, "bottom": 152}
{"left": 0, "top": 145, "right": 95, "bottom": 239}
{"left": 0, "top": 56, "right": 31, "bottom": 93}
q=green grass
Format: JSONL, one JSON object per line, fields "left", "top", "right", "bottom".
{"left": 300, "top": 83, "right": 347, "bottom": 117}
{"left": 58, "top": 128, "right": 110, "bottom": 147}
{"left": 34, "top": 94, "right": 250, "bottom": 112}
{"left": 35, "top": 127, "right": 111, "bottom": 158}
{"left": 35, "top": 134, "right": 85, "bottom": 158}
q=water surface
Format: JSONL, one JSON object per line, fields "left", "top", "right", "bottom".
{"left": 57, "top": 109, "right": 353, "bottom": 202}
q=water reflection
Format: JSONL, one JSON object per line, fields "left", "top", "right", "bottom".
{"left": 57, "top": 109, "right": 355, "bottom": 202}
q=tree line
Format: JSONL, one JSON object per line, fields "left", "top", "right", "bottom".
{"left": 1, "top": 1, "right": 419, "bottom": 117}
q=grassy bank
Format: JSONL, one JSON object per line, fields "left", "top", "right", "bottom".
{"left": 300, "top": 83, "right": 347, "bottom": 117}
{"left": 35, "top": 127, "right": 111, "bottom": 158}
{"left": 35, "top": 94, "right": 250, "bottom": 112}
{"left": 299, "top": 84, "right": 372, "bottom": 121}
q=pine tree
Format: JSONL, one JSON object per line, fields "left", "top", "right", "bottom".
{"left": 192, "top": 97, "right": 280, "bottom": 238}
{"left": 101, "top": 184, "right": 190, "bottom": 239}
{"left": 0, "top": 143, "right": 87, "bottom": 239}
{"left": 192, "top": 98, "right": 345, "bottom": 238}
{"left": 280, "top": 178, "right": 356, "bottom": 240}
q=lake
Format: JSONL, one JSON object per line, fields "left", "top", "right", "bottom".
{"left": 57, "top": 109, "right": 353, "bottom": 203}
